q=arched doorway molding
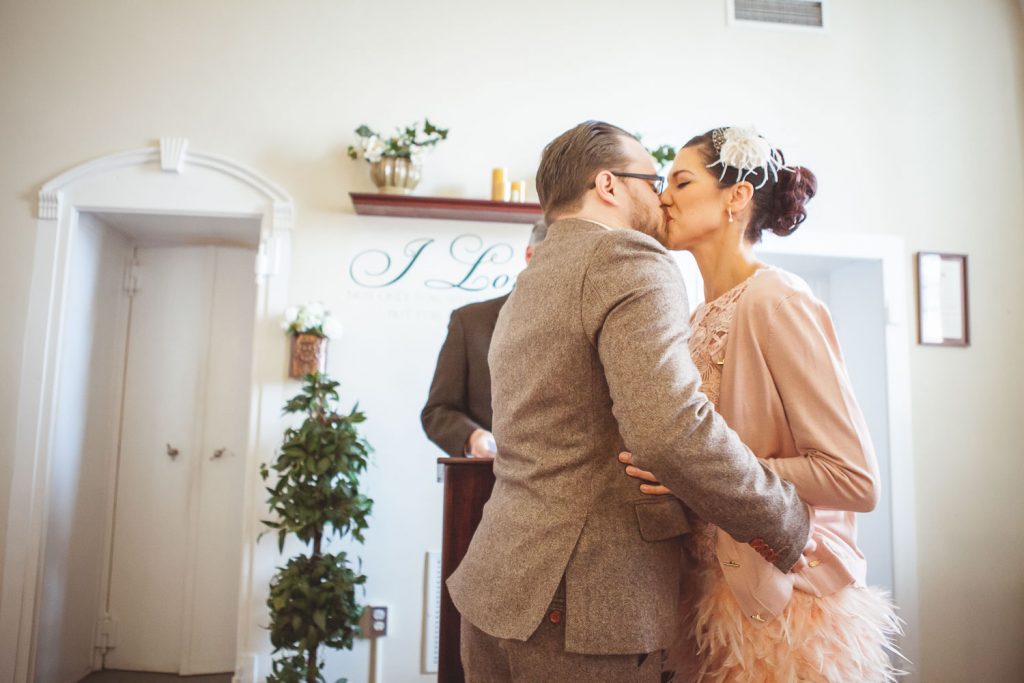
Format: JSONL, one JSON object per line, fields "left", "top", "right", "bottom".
{"left": 1, "top": 138, "right": 293, "bottom": 681}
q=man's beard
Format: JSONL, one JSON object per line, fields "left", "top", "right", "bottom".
{"left": 628, "top": 191, "right": 666, "bottom": 244}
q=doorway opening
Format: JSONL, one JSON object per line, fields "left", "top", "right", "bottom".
{"left": 2, "top": 140, "right": 294, "bottom": 683}
{"left": 35, "top": 211, "right": 261, "bottom": 680}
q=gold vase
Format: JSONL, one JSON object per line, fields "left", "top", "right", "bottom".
{"left": 289, "top": 333, "right": 328, "bottom": 379}
{"left": 369, "top": 157, "right": 422, "bottom": 195}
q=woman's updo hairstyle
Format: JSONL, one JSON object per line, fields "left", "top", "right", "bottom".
{"left": 683, "top": 129, "right": 818, "bottom": 243}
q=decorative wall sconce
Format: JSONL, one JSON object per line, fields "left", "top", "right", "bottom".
{"left": 289, "top": 332, "right": 329, "bottom": 378}
{"left": 283, "top": 302, "right": 342, "bottom": 378}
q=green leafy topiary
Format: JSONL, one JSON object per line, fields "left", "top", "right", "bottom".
{"left": 260, "top": 373, "right": 373, "bottom": 683}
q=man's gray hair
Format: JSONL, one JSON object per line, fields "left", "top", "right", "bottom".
{"left": 529, "top": 219, "right": 548, "bottom": 246}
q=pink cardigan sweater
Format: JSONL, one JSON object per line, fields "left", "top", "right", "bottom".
{"left": 711, "top": 267, "right": 880, "bottom": 624}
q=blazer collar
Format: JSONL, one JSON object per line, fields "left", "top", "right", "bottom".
{"left": 549, "top": 217, "right": 621, "bottom": 235}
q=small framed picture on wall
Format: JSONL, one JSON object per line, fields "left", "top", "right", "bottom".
{"left": 916, "top": 252, "right": 969, "bottom": 347}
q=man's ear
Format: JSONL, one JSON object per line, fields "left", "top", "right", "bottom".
{"left": 592, "top": 170, "right": 618, "bottom": 205}
{"left": 525, "top": 245, "right": 534, "bottom": 264}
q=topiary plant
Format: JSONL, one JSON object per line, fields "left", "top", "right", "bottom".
{"left": 260, "top": 372, "right": 374, "bottom": 683}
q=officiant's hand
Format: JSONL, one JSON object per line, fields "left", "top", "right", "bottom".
{"left": 619, "top": 451, "right": 673, "bottom": 495}
{"left": 466, "top": 429, "right": 498, "bottom": 459}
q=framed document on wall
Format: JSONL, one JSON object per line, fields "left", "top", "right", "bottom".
{"left": 916, "top": 252, "right": 969, "bottom": 347}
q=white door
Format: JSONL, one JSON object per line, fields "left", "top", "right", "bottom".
{"left": 181, "top": 247, "right": 255, "bottom": 673}
{"left": 105, "top": 245, "right": 254, "bottom": 673}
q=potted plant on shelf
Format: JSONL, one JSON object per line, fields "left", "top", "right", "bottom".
{"left": 633, "top": 132, "right": 677, "bottom": 172}
{"left": 347, "top": 118, "right": 449, "bottom": 195}
{"left": 260, "top": 373, "right": 374, "bottom": 683}
{"left": 648, "top": 143, "right": 677, "bottom": 171}
{"left": 283, "top": 302, "right": 343, "bottom": 379}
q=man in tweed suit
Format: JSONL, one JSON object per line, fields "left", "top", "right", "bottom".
{"left": 421, "top": 221, "right": 548, "bottom": 458}
{"left": 447, "top": 121, "right": 812, "bottom": 681}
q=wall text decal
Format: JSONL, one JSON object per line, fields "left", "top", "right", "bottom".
{"left": 349, "top": 234, "right": 516, "bottom": 291}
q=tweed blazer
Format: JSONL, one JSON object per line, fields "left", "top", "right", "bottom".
{"left": 709, "top": 268, "right": 880, "bottom": 624}
{"left": 421, "top": 294, "right": 509, "bottom": 457}
{"left": 447, "top": 219, "right": 810, "bottom": 655}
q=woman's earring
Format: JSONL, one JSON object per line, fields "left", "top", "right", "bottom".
{"left": 728, "top": 209, "right": 734, "bottom": 224}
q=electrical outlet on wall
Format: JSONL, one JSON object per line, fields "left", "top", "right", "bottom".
{"left": 234, "top": 652, "right": 259, "bottom": 683}
{"left": 367, "top": 605, "right": 388, "bottom": 637}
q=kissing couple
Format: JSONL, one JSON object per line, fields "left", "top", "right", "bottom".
{"left": 448, "top": 121, "right": 903, "bottom": 682}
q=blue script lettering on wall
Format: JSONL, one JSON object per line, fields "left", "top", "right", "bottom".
{"left": 425, "top": 235, "right": 515, "bottom": 291}
{"left": 348, "top": 234, "right": 516, "bottom": 291}
{"left": 349, "top": 237, "right": 435, "bottom": 288}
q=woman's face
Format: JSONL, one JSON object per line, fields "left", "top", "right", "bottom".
{"left": 659, "top": 146, "right": 730, "bottom": 251}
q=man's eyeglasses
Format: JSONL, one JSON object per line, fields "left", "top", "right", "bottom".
{"left": 593, "top": 171, "right": 666, "bottom": 194}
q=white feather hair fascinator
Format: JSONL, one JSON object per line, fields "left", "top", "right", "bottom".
{"left": 708, "top": 126, "right": 789, "bottom": 189}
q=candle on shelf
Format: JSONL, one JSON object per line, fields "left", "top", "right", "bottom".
{"left": 510, "top": 180, "right": 527, "bottom": 203}
{"left": 491, "top": 167, "right": 510, "bottom": 202}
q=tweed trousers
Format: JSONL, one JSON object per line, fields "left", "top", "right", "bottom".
{"left": 460, "top": 619, "right": 664, "bottom": 683}
{"left": 460, "top": 581, "right": 663, "bottom": 683}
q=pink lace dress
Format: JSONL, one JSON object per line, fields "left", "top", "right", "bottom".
{"left": 672, "top": 269, "right": 903, "bottom": 683}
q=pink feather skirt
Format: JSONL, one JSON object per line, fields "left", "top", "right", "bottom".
{"left": 668, "top": 562, "right": 906, "bottom": 682}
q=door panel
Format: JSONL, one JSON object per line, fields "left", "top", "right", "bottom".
{"left": 106, "top": 247, "right": 214, "bottom": 672}
{"left": 183, "top": 247, "right": 255, "bottom": 673}
{"left": 106, "top": 245, "right": 254, "bottom": 673}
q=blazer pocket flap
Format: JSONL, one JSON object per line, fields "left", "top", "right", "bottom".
{"left": 634, "top": 498, "right": 691, "bottom": 542}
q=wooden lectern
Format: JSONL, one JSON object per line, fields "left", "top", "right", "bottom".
{"left": 437, "top": 457, "right": 496, "bottom": 683}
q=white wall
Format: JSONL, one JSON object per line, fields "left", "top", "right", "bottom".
{"left": 1, "top": 1, "right": 1022, "bottom": 681}
{"left": 35, "top": 215, "right": 131, "bottom": 682}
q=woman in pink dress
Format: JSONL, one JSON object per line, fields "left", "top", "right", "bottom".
{"left": 621, "top": 127, "right": 904, "bottom": 682}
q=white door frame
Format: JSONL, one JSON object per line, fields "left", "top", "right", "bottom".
{"left": 0, "top": 139, "right": 294, "bottom": 682}
{"left": 756, "top": 230, "right": 921, "bottom": 673}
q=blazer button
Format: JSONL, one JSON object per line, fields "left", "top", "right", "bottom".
{"left": 549, "top": 609, "right": 562, "bottom": 625}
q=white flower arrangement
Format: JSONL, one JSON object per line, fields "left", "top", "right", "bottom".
{"left": 709, "top": 126, "right": 788, "bottom": 189}
{"left": 358, "top": 136, "right": 389, "bottom": 164}
{"left": 282, "top": 301, "right": 343, "bottom": 339}
{"left": 346, "top": 119, "right": 449, "bottom": 164}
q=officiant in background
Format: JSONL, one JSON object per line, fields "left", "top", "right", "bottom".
{"left": 421, "top": 219, "right": 547, "bottom": 458}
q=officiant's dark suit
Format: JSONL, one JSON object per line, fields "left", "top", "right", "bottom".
{"left": 421, "top": 293, "right": 508, "bottom": 457}
{"left": 421, "top": 220, "right": 547, "bottom": 458}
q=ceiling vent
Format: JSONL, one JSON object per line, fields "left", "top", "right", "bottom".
{"left": 728, "top": 0, "right": 826, "bottom": 30}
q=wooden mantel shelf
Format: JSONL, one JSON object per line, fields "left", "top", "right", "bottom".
{"left": 350, "top": 192, "right": 542, "bottom": 224}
